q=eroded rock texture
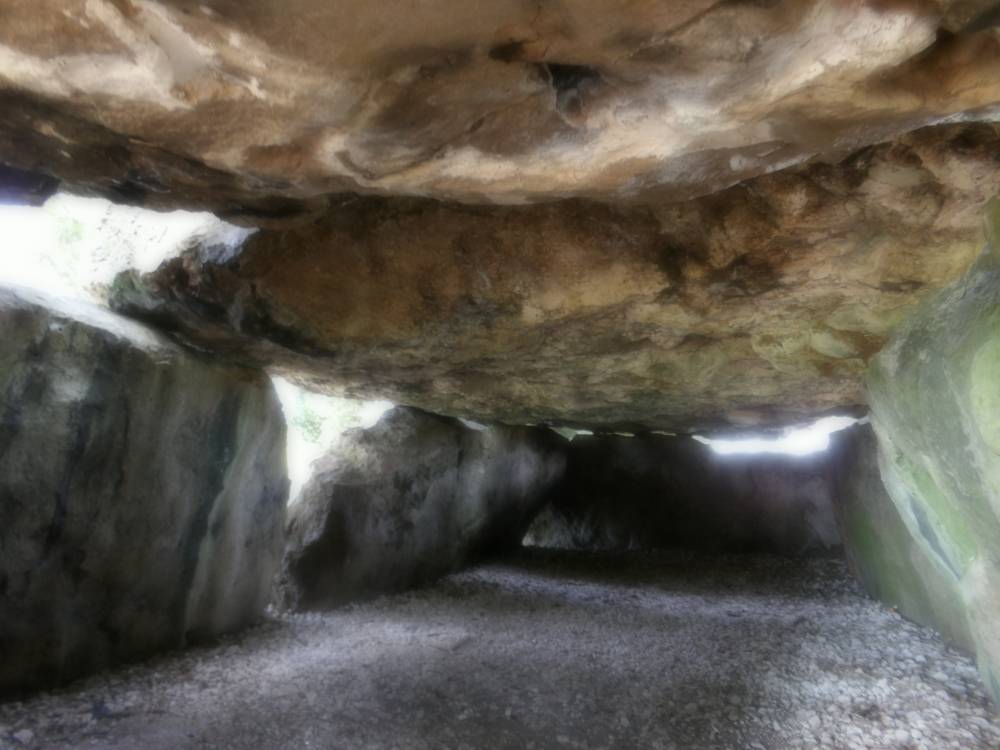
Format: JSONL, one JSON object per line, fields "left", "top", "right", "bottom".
{"left": 524, "top": 434, "right": 841, "bottom": 557}
{"left": 863, "top": 206, "right": 1000, "bottom": 702}
{"left": 0, "top": 284, "right": 288, "bottom": 697}
{"left": 1, "top": 1, "right": 1000, "bottom": 219}
{"left": 279, "top": 407, "right": 565, "bottom": 609}
{"left": 112, "top": 124, "right": 1000, "bottom": 430}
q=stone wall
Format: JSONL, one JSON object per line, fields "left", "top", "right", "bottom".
{"left": 0, "top": 285, "right": 288, "bottom": 697}
{"left": 862, "top": 207, "right": 1000, "bottom": 703}
{"left": 524, "top": 433, "right": 841, "bottom": 557}
{"left": 278, "top": 408, "right": 566, "bottom": 609}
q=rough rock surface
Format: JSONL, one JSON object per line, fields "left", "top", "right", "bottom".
{"left": 829, "top": 424, "right": 976, "bottom": 653}
{"left": 2, "top": 1, "right": 1000, "bottom": 218}
{"left": 0, "top": 284, "right": 288, "bottom": 698}
{"left": 2, "top": 551, "right": 998, "bottom": 750}
{"left": 524, "top": 434, "right": 841, "bottom": 556}
{"left": 864, "top": 204, "right": 1000, "bottom": 704}
{"left": 278, "top": 407, "right": 565, "bottom": 609}
{"left": 110, "top": 123, "right": 1000, "bottom": 430}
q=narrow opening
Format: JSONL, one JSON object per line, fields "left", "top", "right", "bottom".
{"left": 694, "top": 415, "right": 863, "bottom": 456}
{"left": 271, "top": 377, "right": 393, "bottom": 503}
{"left": 0, "top": 196, "right": 397, "bottom": 508}
{"left": 0, "top": 194, "right": 250, "bottom": 302}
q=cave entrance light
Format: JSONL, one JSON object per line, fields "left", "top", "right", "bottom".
{"left": 694, "top": 415, "right": 862, "bottom": 456}
{"left": 271, "top": 377, "right": 393, "bottom": 503}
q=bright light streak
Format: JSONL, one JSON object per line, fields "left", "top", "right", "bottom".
{"left": 0, "top": 203, "right": 70, "bottom": 295}
{"left": 0, "top": 194, "right": 250, "bottom": 302}
{"left": 0, "top": 195, "right": 373, "bottom": 503}
{"left": 695, "top": 416, "right": 860, "bottom": 456}
{"left": 272, "top": 377, "right": 393, "bottom": 503}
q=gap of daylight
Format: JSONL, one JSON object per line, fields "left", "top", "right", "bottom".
{"left": 695, "top": 415, "right": 862, "bottom": 456}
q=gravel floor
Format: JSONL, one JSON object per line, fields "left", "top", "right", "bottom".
{"left": 1, "top": 549, "right": 998, "bottom": 750}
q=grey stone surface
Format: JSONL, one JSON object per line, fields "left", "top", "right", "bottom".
{"left": 863, "top": 213, "right": 1000, "bottom": 704}
{"left": 829, "top": 425, "right": 976, "bottom": 655}
{"left": 524, "top": 433, "right": 841, "bottom": 557}
{"left": 279, "top": 407, "right": 565, "bottom": 609}
{"left": 0, "top": 284, "right": 288, "bottom": 698}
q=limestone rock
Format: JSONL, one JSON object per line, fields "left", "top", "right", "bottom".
{"left": 828, "top": 425, "right": 975, "bottom": 653}
{"left": 112, "top": 124, "right": 1000, "bottom": 431}
{"left": 865, "top": 205, "right": 1000, "bottom": 702}
{"left": 0, "top": 284, "right": 288, "bottom": 697}
{"left": 279, "top": 407, "right": 565, "bottom": 609}
{"left": 524, "top": 434, "right": 841, "bottom": 557}
{"left": 1, "top": 2, "right": 1000, "bottom": 218}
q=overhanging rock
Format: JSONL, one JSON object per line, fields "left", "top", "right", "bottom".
{"left": 0, "top": 284, "right": 288, "bottom": 697}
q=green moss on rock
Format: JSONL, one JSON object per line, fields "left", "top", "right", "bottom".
{"left": 863, "top": 202, "right": 1000, "bottom": 704}
{"left": 971, "top": 338, "right": 1000, "bottom": 455}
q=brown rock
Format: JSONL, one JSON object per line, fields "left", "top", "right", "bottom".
{"left": 1, "top": 1, "right": 1000, "bottom": 218}
{"left": 111, "top": 123, "right": 1000, "bottom": 431}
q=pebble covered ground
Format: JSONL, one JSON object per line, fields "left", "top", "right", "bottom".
{"left": 1, "top": 549, "right": 998, "bottom": 750}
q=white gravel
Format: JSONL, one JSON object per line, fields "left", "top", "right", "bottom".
{"left": 1, "top": 549, "right": 998, "bottom": 750}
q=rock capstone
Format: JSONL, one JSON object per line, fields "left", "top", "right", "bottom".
{"left": 111, "top": 124, "right": 1000, "bottom": 431}
{"left": 1, "top": 1, "right": 1000, "bottom": 218}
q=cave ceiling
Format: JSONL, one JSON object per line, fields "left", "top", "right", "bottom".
{"left": 3, "top": 0, "right": 1000, "bottom": 429}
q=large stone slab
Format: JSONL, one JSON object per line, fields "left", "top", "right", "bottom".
{"left": 524, "top": 434, "right": 841, "bottom": 556}
{"left": 829, "top": 425, "right": 976, "bottom": 653}
{"left": 865, "top": 203, "right": 1000, "bottom": 702}
{"left": 278, "top": 407, "right": 565, "bottom": 609}
{"left": 1, "top": 1, "right": 1000, "bottom": 218}
{"left": 0, "top": 163, "right": 58, "bottom": 206}
{"left": 0, "top": 284, "right": 288, "bottom": 697}
{"left": 112, "top": 124, "right": 1000, "bottom": 431}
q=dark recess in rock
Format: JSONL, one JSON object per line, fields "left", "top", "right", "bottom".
{"left": 827, "top": 424, "right": 976, "bottom": 653}
{"left": 525, "top": 432, "right": 842, "bottom": 557}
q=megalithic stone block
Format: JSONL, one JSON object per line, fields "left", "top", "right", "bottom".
{"left": 0, "top": 284, "right": 288, "bottom": 698}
